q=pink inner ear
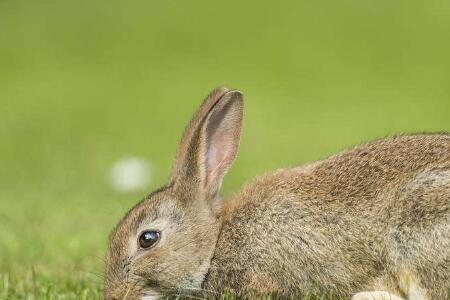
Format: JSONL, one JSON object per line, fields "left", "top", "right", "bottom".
{"left": 206, "top": 130, "right": 232, "bottom": 181}
{"left": 204, "top": 98, "right": 241, "bottom": 188}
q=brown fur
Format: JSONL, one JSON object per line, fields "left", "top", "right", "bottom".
{"left": 104, "top": 88, "right": 450, "bottom": 300}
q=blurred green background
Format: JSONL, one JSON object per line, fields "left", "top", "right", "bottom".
{"left": 1, "top": 0, "right": 449, "bottom": 298}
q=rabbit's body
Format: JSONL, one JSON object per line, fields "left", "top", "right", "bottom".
{"left": 205, "top": 134, "right": 450, "bottom": 299}
{"left": 104, "top": 88, "right": 450, "bottom": 300}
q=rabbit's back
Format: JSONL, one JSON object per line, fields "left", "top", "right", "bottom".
{"left": 204, "top": 134, "right": 450, "bottom": 298}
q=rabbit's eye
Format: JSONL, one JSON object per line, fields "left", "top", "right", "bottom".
{"left": 138, "top": 230, "right": 160, "bottom": 249}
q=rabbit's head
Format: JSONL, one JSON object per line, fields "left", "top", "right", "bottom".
{"left": 104, "top": 88, "right": 243, "bottom": 300}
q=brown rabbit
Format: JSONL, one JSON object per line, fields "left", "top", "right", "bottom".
{"left": 104, "top": 88, "right": 450, "bottom": 300}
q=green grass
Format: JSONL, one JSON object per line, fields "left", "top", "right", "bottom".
{"left": 1, "top": 0, "right": 450, "bottom": 298}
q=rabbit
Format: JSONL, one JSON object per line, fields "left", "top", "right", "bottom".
{"left": 104, "top": 87, "right": 450, "bottom": 300}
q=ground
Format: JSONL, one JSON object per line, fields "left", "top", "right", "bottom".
{"left": 1, "top": 0, "right": 450, "bottom": 299}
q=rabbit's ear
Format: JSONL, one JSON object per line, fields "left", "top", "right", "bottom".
{"left": 172, "top": 88, "right": 243, "bottom": 201}
{"left": 200, "top": 90, "right": 243, "bottom": 194}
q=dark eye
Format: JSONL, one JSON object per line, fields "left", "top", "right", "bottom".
{"left": 138, "top": 230, "right": 160, "bottom": 249}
